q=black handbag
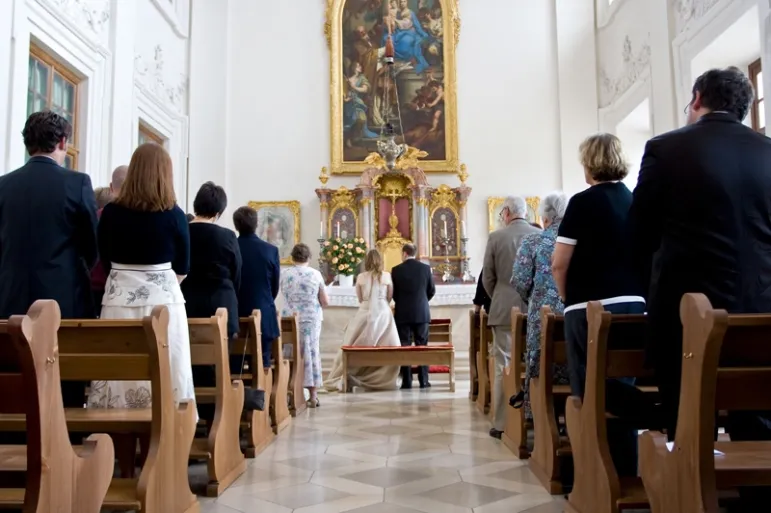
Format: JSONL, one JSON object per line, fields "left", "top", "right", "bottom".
{"left": 238, "top": 331, "right": 265, "bottom": 412}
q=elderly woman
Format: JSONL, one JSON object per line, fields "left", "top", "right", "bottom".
{"left": 281, "top": 244, "right": 329, "bottom": 407}
{"left": 551, "top": 133, "right": 647, "bottom": 477}
{"left": 509, "top": 192, "right": 570, "bottom": 416}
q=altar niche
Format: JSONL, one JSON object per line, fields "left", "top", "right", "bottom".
{"left": 316, "top": 162, "right": 472, "bottom": 281}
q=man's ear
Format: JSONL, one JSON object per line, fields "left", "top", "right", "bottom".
{"left": 691, "top": 91, "right": 703, "bottom": 111}
{"left": 57, "top": 136, "right": 68, "bottom": 151}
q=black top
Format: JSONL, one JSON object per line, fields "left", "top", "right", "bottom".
{"left": 181, "top": 223, "right": 241, "bottom": 338}
{"left": 629, "top": 112, "right": 771, "bottom": 321}
{"left": 237, "top": 234, "right": 280, "bottom": 341}
{"left": 391, "top": 258, "right": 436, "bottom": 324}
{"left": 0, "top": 156, "right": 98, "bottom": 318}
{"left": 473, "top": 270, "right": 491, "bottom": 313}
{"left": 98, "top": 202, "right": 189, "bottom": 275}
{"left": 558, "top": 181, "right": 642, "bottom": 308}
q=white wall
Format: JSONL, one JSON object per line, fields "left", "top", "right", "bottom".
{"left": 223, "top": 0, "right": 565, "bottom": 273}
{"left": 0, "top": 0, "right": 191, "bottom": 206}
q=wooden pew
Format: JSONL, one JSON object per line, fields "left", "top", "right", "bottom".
{"left": 271, "top": 315, "right": 291, "bottom": 434}
{"left": 235, "top": 312, "right": 274, "bottom": 458}
{"left": 476, "top": 311, "right": 493, "bottom": 415}
{"left": 280, "top": 315, "right": 305, "bottom": 416}
{"left": 342, "top": 344, "right": 455, "bottom": 392}
{"left": 51, "top": 307, "right": 199, "bottom": 513}
{"left": 566, "top": 302, "right": 656, "bottom": 513}
{"left": 189, "top": 309, "right": 247, "bottom": 496}
{"left": 529, "top": 306, "right": 572, "bottom": 494}
{"left": 640, "top": 293, "right": 771, "bottom": 513}
{"left": 503, "top": 307, "right": 529, "bottom": 459}
{"left": 469, "top": 309, "right": 480, "bottom": 401}
{"left": 0, "top": 300, "right": 114, "bottom": 513}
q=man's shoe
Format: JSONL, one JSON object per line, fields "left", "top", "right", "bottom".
{"left": 419, "top": 382, "right": 431, "bottom": 389}
{"left": 489, "top": 428, "right": 503, "bottom": 440}
{"left": 400, "top": 384, "right": 412, "bottom": 390}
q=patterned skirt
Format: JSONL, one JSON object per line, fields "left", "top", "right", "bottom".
{"left": 87, "top": 263, "right": 197, "bottom": 420}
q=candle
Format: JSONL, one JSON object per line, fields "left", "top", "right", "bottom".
{"left": 443, "top": 219, "right": 448, "bottom": 238}
{"left": 320, "top": 221, "right": 324, "bottom": 238}
{"left": 336, "top": 222, "right": 340, "bottom": 239}
{"left": 461, "top": 221, "right": 466, "bottom": 237}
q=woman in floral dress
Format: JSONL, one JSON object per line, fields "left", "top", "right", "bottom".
{"left": 280, "top": 244, "right": 329, "bottom": 407}
{"left": 509, "top": 192, "right": 570, "bottom": 419}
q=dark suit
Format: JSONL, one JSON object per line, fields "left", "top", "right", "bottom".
{"left": 628, "top": 112, "right": 771, "bottom": 443}
{"left": 391, "top": 258, "right": 436, "bottom": 387}
{"left": 237, "top": 233, "right": 281, "bottom": 368}
{"left": 0, "top": 156, "right": 98, "bottom": 409}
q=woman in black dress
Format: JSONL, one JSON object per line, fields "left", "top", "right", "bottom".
{"left": 181, "top": 181, "right": 241, "bottom": 338}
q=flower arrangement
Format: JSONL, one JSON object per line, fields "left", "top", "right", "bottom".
{"left": 321, "top": 237, "right": 367, "bottom": 276}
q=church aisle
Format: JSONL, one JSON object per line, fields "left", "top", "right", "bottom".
{"left": 199, "top": 387, "right": 564, "bottom": 513}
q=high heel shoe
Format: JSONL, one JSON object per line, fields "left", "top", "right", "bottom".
{"left": 509, "top": 390, "right": 525, "bottom": 409}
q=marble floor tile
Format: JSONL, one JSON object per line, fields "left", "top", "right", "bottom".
{"left": 201, "top": 379, "right": 564, "bottom": 512}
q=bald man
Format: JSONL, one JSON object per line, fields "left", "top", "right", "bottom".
{"left": 91, "top": 165, "right": 128, "bottom": 316}
{"left": 109, "top": 165, "right": 127, "bottom": 198}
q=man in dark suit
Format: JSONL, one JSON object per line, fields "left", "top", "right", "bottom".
{"left": 391, "top": 243, "right": 436, "bottom": 389}
{"left": 233, "top": 206, "right": 281, "bottom": 369}
{"left": 0, "top": 110, "right": 98, "bottom": 409}
{"left": 628, "top": 67, "right": 771, "bottom": 448}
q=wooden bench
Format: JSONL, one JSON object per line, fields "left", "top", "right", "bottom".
{"left": 342, "top": 345, "right": 455, "bottom": 393}
{"left": 280, "top": 315, "right": 305, "bottom": 416}
{"left": 271, "top": 317, "right": 291, "bottom": 433}
{"left": 0, "top": 300, "right": 114, "bottom": 513}
{"left": 469, "top": 309, "right": 480, "bottom": 401}
{"left": 566, "top": 302, "right": 658, "bottom": 513}
{"left": 476, "top": 311, "right": 493, "bottom": 415}
{"left": 44, "top": 306, "right": 198, "bottom": 513}
{"left": 503, "top": 307, "right": 529, "bottom": 459}
{"left": 529, "top": 306, "right": 572, "bottom": 494}
{"left": 189, "top": 308, "right": 247, "bottom": 496}
{"left": 640, "top": 293, "right": 771, "bottom": 513}
{"left": 235, "top": 312, "right": 274, "bottom": 458}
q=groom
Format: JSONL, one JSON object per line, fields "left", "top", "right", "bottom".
{"left": 392, "top": 243, "right": 436, "bottom": 389}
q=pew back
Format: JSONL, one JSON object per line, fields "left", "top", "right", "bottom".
{"left": 280, "top": 315, "right": 305, "bottom": 416}
{"left": 502, "top": 308, "right": 529, "bottom": 459}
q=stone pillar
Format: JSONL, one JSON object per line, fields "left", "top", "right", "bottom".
{"left": 315, "top": 188, "right": 331, "bottom": 239}
{"left": 359, "top": 187, "right": 375, "bottom": 249}
{"left": 414, "top": 186, "right": 429, "bottom": 261}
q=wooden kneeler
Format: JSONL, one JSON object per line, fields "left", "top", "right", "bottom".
{"left": 236, "top": 312, "right": 274, "bottom": 458}
{"left": 529, "top": 306, "right": 572, "bottom": 494}
{"left": 281, "top": 316, "right": 305, "bottom": 416}
{"left": 566, "top": 302, "right": 655, "bottom": 513}
{"left": 468, "top": 309, "right": 480, "bottom": 401}
{"left": 641, "top": 293, "right": 771, "bottom": 513}
{"left": 189, "top": 309, "right": 247, "bottom": 496}
{"left": 502, "top": 308, "right": 529, "bottom": 459}
{"left": 476, "top": 311, "right": 492, "bottom": 415}
{"left": 0, "top": 300, "right": 114, "bottom": 513}
{"left": 55, "top": 307, "right": 199, "bottom": 513}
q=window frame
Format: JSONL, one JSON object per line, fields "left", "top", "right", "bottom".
{"left": 750, "top": 58, "right": 764, "bottom": 135}
{"left": 28, "top": 43, "right": 81, "bottom": 169}
{"left": 138, "top": 123, "right": 166, "bottom": 147}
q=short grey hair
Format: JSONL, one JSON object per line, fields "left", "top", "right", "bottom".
{"left": 539, "top": 191, "right": 569, "bottom": 223}
{"left": 502, "top": 196, "right": 527, "bottom": 219}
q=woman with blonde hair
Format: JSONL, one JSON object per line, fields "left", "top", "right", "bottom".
{"left": 88, "top": 143, "right": 196, "bottom": 417}
{"left": 324, "top": 249, "right": 401, "bottom": 391}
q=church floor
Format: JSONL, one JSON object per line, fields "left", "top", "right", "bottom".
{"left": 198, "top": 384, "right": 566, "bottom": 513}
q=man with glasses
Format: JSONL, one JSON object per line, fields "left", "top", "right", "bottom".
{"left": 482, "top": 196, "right": 539, "bottom": 438}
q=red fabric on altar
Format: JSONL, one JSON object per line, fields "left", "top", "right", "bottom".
{"left": 378, "top": 198, "right": 411, "bottom": 239}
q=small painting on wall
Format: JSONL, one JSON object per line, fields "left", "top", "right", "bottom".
{"left": 248, "top": 201, "right": 301, "bottom": 265}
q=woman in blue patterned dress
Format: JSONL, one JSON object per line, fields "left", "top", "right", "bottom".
{"left": 509, "top": 192, "right": 570, "bottom": 418}
{"left": 280, "top": 243, "right": 329, "bottom": 408}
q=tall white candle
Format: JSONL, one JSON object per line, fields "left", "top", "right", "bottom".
{"left": 336, "top": 222, "right": 340, "bottom": 238}
{"left": 443, "top": 219, "right": 448, "bottom": 238}
{"left": 461, "top": 221, "right": 466, "bottom": 237}
{"left": 320, "top": 221, "right": 324, "bottom": 238}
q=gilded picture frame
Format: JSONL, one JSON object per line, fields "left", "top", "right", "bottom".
{"left": 325, "top": 0, "right": 460, "bottom": 175}
{"left": 248, "top": 201, "right": 301, "bottom": 265}
{"left": 487, "top": 196, "right": 542, "bottom": 233}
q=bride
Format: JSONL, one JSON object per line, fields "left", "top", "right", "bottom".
{"left": 324, "top": 249, "right": 401, "bottom": 391}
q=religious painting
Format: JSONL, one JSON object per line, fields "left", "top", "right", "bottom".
{"left": 326, "top": 0, "right": 460, "bottom": 174}
{"left": 487, "top": 196, "right": 542, "bottom": 233}
{"left": 430, "top": 206, "right": 458, "bottom": 257}
{"left": 329, "top": 207, "right": 357, "bottom": 239}
{"left": 248, "top": 201, "right": 301, "bottom": 265}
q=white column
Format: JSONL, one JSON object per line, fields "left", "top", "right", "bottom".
{"left": 759, "top": 0, "right": 771, "bottom": 133}
{"left": 107, "top": 0, "right": 138, "bottom": 175}
{"left": 648, "top": 0, "right": 678, "bottom": 134}
{"left": 555, "top": 0, "right": 599, "bottom": 194}
{"left": 0, "top": 0, "right": 17, "bottom": 172}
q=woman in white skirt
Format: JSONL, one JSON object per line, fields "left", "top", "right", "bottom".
{"left": 88, "top": 143, "right": 196, "bottom": 416}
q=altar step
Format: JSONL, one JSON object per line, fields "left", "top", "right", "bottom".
{"left": 321, "top": 350, "right": 470, "bottom": 380}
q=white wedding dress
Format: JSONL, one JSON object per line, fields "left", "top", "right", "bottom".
{"left": 324, "top": 271, "right": 401, "bottom": 391}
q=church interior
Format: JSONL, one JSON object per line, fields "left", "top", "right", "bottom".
{"left": 0, "top": 0, "right": 770, "bottom": 512}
